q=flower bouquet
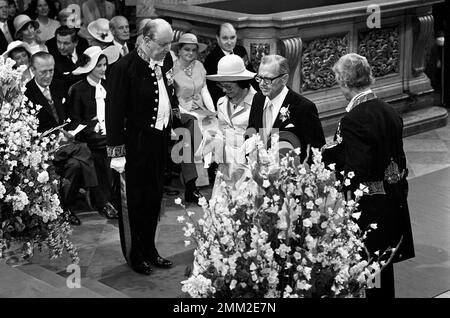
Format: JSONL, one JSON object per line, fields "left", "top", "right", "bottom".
{"left": 178, "top": 135, "right": 393, "bottom": 298}
{"left": 0, "top": 56, "right": 78, "bottom": 264}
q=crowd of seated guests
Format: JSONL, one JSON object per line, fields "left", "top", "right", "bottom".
{"left": 1, "top": 0, "right": 260, "bottom": 225}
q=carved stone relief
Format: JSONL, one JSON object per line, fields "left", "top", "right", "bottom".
{"left": 358, "top": 26, "right": 400, "bottom": 77}
{"left": 301, "top": 34, "right": 348, "bottom": 91}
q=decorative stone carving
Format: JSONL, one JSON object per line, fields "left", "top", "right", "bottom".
{"left": 136, "top": 0, "right": 155, "bottom": 17}
{"left": 279, "top": 38, "right": 301, "bottom": 88}
{"left": 358, "top": 26, "right": 400, "bottom": 77}
{"left": 412, "top": 14, "right": 434, "bottom": 76}
{"left": 301, "top": 35, "right": 348, "bottom": 91}
{"left": 250, "top": 43, "right": 270, "bottom": 71}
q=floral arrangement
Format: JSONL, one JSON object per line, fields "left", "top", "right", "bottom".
{"left": 0, "top": 56, "right": 78, "bottom": 263}
{"left": 178, "top": 135, "right": 393, "bottom": 298}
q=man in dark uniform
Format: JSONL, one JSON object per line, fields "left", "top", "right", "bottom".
{"left": 106, "top": 18, "right": 178, "bottom": 275}
{"left": 323, "top": 53, "right": 415, "bottom": 298}
{"left": 244, "top": 54, "right": 325, "bottom": 164}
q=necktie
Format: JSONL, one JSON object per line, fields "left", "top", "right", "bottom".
{"left": 262, "top": 102, "right": 273, "bottom": 146}
{"left": 43, "top": 87, "right": 59, "bottom": 123}
{"left": 2, "top": 23, "right": 13, "bottom": 44}
{"left": 95, "top": 83, "right": 107, "bottom": 135}
{"left": 122, "top": 44, "right": 129, "bottom": 56}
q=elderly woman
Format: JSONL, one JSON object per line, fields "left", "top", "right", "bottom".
{"left": 13, "top": 14, "right": 47, "bottom": 54}
{"left": 67, "top": 45, "right": 120, "bottom": 219}
{"left": 25, "top": 0, "right": 60, "bottom": 41}
{"left": 323, "top": 53, "right": 415, "bottom": 298}
{"left": 172, "top": 33, "right": 216, "bottom": 204}
{"left": 205, "top": 55, "right": 256, "bottom": 194}
{"left": 2, "top": 40, "right": 33, "bottom": 83}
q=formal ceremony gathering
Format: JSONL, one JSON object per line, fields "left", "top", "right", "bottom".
{"left": 0, "top": 0, "right": 449, "bottom": 301}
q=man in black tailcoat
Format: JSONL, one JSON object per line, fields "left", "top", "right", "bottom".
{"left": 25, "top": 52, "right": 98, "bottom": 226}
{"left": 106, "top": 18, "right": 178, "bottom": 275}
{"left": 322, "top": 53, "right": 415, "bottom": 298}
{"left": 244, "top": 54, "right": 325, "bottom": 164}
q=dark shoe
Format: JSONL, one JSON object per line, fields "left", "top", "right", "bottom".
{"left": 184, "top": 189, "right": 204, "bottom": 205}
{"left": 131, "top": 261, "right": 153, "bottom": 275}
{"left": 99, "top": 202, "right": 118, "bottom": 219}
{"left": 66, "top": 209, "right": 81, "bottom": 226}
{"left": 148, "top": 256, "right": 173, "bottom": 268}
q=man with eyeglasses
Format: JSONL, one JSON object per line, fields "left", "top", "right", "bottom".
{"left": 245, "top": 54, "right": 325, "bottom": 163}
{"left": 106, "top": 18, "right": 179, "bottom": 275}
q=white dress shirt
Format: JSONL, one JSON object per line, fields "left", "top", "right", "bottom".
{"left": 150, "top": 59, "right": 171, "bottom": 130}
{"left": 114, "top": 40, "right": 129, "bottom": 56}
{"left": 263, "top": 85, "right": 289, "bottom": 130}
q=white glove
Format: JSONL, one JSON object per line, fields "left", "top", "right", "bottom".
{"left": 110, "top": 156, "right": 126, "bottom": 173}
{"left": 241, "top": 135, "right": 257, "bottom": 155}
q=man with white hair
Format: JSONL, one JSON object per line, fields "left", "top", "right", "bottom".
{"left": 109, "top": 15, "right": 133, "bottom": 58}
{"left": 323, "top": 53, "right": 415, "bottom": 298}
{"left": 106, "top": 18, "right": 179, "bottom": 275}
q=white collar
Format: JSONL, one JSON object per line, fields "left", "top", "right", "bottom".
{"left": 221, "top": 48, "right": 233, "bottom": 56}
{"left": 150, "top": 58, "right": 164, "bottom": 68}
{"left": 86, "top": 76, "right": 102, "bottom": 87}
{"left": 114, "top": 40, "right": 127, "bottom": 49}
{"left": 35, "top": 79, "right": 48, "bottom": 93}
{"left": 265, "top": 86, "right": 289, "bottom": 110}
{"left": 345, "top": 88, "right": 373, "bottom": 112}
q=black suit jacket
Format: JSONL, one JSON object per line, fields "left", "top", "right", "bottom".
{"left": 0, "top": 20, "right": 15, "bottom": 54}
{"left": 322, "top": 98, "right": 415, "bottom": 263}
{"left": 25, "top": 79, "right": 67, "bottom": 133}
{"left": 204, "top": 44, "right": 256, "bottom": 106}
{"left": 247, "top": 88, "right": 325, "bottom": 163}
{"left": 67, "top": 78, "right": 107, "bottom": 143}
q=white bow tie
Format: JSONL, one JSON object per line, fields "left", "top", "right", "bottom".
{"left": 149, "top": 60, "right": 164, "bottom": 69}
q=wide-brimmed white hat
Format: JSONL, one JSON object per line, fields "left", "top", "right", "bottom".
{"left": 87, "top": 18, "right": 113, "bottom": 43}
{"left": 13, "top": 14, "right": 40, "bottom": 38}
{"left": 206, "top": 55, "right": 255, "bottom": 81}
{"left": 172, "top": 33, "right": 208, "bottom": 53}
{"left": 73, "top": 46, "right": 120, "bottom": 75}
{"left": 2, "top": 40, "right": 32, "bottom": 59}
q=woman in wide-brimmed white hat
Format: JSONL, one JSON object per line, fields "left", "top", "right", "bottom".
{"left": 2, "top": 40, "right": 34, "bottom": 84}
{"left": 67, "top": 45, "right": 120, "bottom": 220}
{"left": 13, "top": 14, "right": 48, "bottom": 54}
{"left": 86, "top": 18, "right": 113, "bottom": 47}
{"left": 204, "top": 54, "right": 256, "bottom": 196}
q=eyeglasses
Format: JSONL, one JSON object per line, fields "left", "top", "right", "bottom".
{"left": 255, "top": 73, "right": 286, "bottom": 85}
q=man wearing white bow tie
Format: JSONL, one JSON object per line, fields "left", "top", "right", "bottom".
{"left": 245, "top": 54, "right": 325, "bottom": 163}
{"left": 106, "top": 18, "right": 180, "bottom": 276}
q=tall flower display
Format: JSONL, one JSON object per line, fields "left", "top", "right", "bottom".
{"left": 0, "top": 56, "right": 78, "bottom": 263}
{"left": 179, "top": 135, "right": 393, "bottom": 298}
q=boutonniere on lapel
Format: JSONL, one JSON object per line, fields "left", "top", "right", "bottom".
{"left": 279, "top": 105, "right": 290, "bottom": 122}
{"left": 166, "top": 68, "right": 174, "bottom": 86}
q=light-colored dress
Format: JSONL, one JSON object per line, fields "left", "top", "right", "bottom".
{"left": 173, "top": 59, "right": 215, "bottom": 118}
{"left": 36, "top": 18, "right": 60, "bottom": 42}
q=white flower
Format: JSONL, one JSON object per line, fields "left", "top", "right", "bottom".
{"left": 175, "top": 198, "right": 182, "bottom": 205}
{"left": 177, "top": 216, "right": 185, "bottom": 223}
{"left": 184, "top": 240, "right": 191, "bottom": 247}
{"left": 303, "top": 218, "right": 312, "bottom": 228}
{"left": 348, "top": 171, "right": 355, "bottom": 178}
{"left": 198, "top": 196, "right": 207, "bottom": 207}
{"left": 370, "top": 224, "right": 378, "bottom": 229}
{"left": 352, "top": 212, "right": 361, "bottom": 220}
{"left": 263, "top": 179, "right": 270, "bottom": 188}
{"left": 37, "top": 171, "right": 49, "bottom": 183}
{"left": 306, "top": 201, "right": 314, "bottom": 209}
{"left": 344, "top": 178, "right": 351, "bottom": 186}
